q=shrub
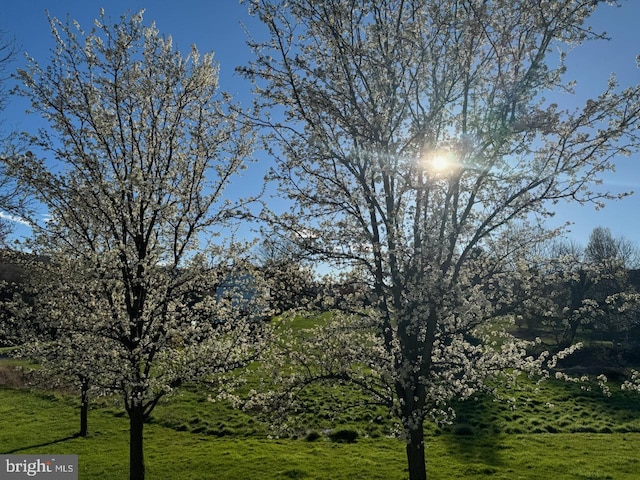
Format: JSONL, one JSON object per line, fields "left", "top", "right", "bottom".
{"left": 329, "top": 428, "right": 359, "bottom": 443}
{"left": 305, "top": 430, "right": 321, "bottom": 442}
{"left": 452, "top": 423, "right": 475, "bottom": 436}
{"left": 283, "top": 469, "right": 309, "bottom": 479}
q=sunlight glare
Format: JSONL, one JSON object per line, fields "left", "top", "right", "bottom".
{"left": 431, "top": 154, "right": 451, "bottom": 172}
{"left": 425, "top": 150, "right": 456, "bottom": 174}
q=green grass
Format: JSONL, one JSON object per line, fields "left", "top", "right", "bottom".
{"left": 275, "top": 312, "right": 333, "bottom": 332}
{"left": 0, "top": 386, "right": 407, "bottom": 479}
{"left": 0, "top": 346, "right": 34, "bottom": 368}
{"left": 4, "top": 312, "right": 640, "bottom": 478}
{"left": 147, "top": 388, "right": 266, "bottom": 438}
{"left": 444, "top": 378, "right": 640, "bottom": 436}
{"left": 3, "top": 382, "right": 640, "bottom": 479}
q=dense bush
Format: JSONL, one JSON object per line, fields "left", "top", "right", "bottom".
{"left": 329, "top": 428, "right": 359, "bottom": 443}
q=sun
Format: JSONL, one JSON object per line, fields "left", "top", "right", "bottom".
{"left": 425, "top": 150, "right": 456, "bottom": 173}
{"left": 430, "top": 153, "right": 451, "bottom": 172}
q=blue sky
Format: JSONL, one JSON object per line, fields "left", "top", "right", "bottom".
{"left": 0, "top": 0, "right": 639, "bottom": 247}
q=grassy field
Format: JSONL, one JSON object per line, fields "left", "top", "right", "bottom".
{"left": 4, "top": 316, "right": 640, "bottom": 479}
{"left": 2, "top": 370, "right": 640, "bottom": 479}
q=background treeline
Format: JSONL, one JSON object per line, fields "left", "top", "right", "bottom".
{"left": 513, "top": 226, "right": 640, "bottom": 374}
{"left": 5, "top": 225, "right": 640, "bottom": 374}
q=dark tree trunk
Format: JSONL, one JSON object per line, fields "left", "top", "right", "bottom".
{"left": 79, "top": 376, "right": 89, "bottom": 437}
{"left": 406, "top": 424, "right": 427, "bottom": 480}
{"left": 560, "top": 319, "right": 580, "bottom": 350}
{"left": 129, "top": 406, "right": 146, "bottom": 480}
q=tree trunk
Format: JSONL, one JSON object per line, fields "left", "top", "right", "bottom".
{"left": 129, "top": 406, "right": 146, "bottom": 480}
{"left": 406, "top": 424, "right": 427, "bottom": 480}
{"left": 560, "top": 319, "right": 580, "bottom": 350}
{"left": 79, "top": 377, "right": 89, "bottom": 437}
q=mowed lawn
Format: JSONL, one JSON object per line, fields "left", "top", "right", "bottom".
{"left": 2, "top": 385, "right": 640, "bottom": 479}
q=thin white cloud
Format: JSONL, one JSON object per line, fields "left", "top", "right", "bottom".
{"left": 0, "top": 211, "right": 31, "bottom": 227}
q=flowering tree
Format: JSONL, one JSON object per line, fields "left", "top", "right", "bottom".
{"left": 8, "top": 10, "right": 266, "bottom": 480}
{"left": 256, "top": 236, "right": 320, "bottom": 314}
{"left": 512, "top": 242, "right": 596, "bottom": 349}
{"left": 11, "top": 259, "right": 109, "bottom": 437}
{"left": 515, "top": 231, "right": 640, "bottom": 352}
{"left": 241, "top": 1, "right": 640, "bottom": 478}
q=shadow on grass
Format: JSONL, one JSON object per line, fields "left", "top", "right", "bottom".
{"left": 432, "top": 370, "right": 640, "bottom": 476}
{"left": 438, "top": 431, "right": 505, "bottom": 474}
{"left": 2, "top": 433, "right": 80, "bottom": 454}
{"left": 433, "top": 392, "right": 511, "bottom": 472}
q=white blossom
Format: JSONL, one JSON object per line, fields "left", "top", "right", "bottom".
{"left": 7, "top": 9, "right": 267, "bottom": 480}
{"left": 242, "top": 1, "right": 640, "bottom": 479}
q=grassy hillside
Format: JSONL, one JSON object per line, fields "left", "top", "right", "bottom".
{"left": 3, "top": 368, "right": 640, "bottom": 479}
{"left": 4, "top": 312, "right": 640, "bottom": 479}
